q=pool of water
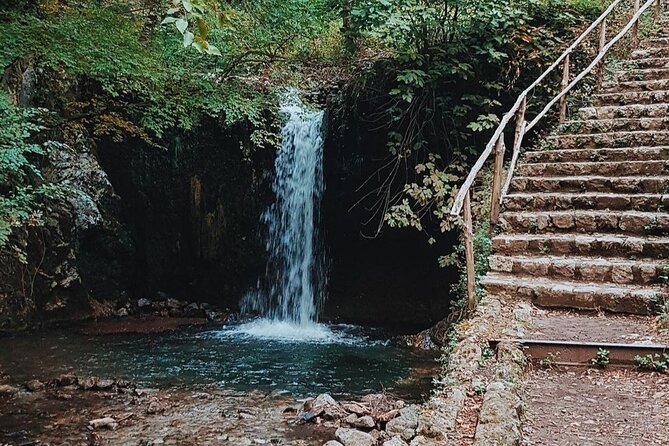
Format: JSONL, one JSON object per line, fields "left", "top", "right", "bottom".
{"left": 0, "top": 321, "right": 436, "bottom": 399}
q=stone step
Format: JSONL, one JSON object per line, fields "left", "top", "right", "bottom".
{"left": 560, "top": 118, "right": 669, "bottom": 134}
{"left": 640, "top": 37, "right": 669, "bottom": 49}
{"left": 615, "top": 67, "right": 669, "bottom": 82}
{"left": 492, "top": 233, "right": 669, "bottom": 259}
{"left": 524, "top": 311, "right": 669, "bottom": 346}
{"left": 499, "top": 210, "right": 669, "bottom": 236}
{"left": 482, "top": 273, "right": 661, "bottom": 315}
{"left": 488, "top": 255, "right": 665, "bottom": 285}
{"left": 494, "top": 338, "right": 669, "bottom": 366}
{"left": 510, "top": 175, "right": 669, "bottom": 194}
{"left": 580, "top": 103, "right": 669, "bottom": 120}
{"left": 593, "top": 89, "right": 669, "bottom": 106}
{"left": 627, "top": 57, "right": 669, "bottom": 69}
{"left": 546, "top": 130, "right": 669, "bottom": 150}
{"left": 602, "top": 78, "right": 669, "bottom": 93}
{"left": 503, "top": 193, "right": 668, "bottom": 212}
{"left": 523, "top": 146, "right": 669, "bottom": 163}
{"left": 517, "top": 160, "right": 669, "bottom": 177}
{"left": 631, "top": 47, "right": 669, "bottom": 59}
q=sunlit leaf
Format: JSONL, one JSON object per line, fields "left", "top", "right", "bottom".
{"left": 175, "top": 18, "right": 188, "bottom": 33}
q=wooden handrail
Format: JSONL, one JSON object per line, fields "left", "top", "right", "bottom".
{"left": 450, "top": 0, "right": 664, "bottom": 314}
{"left": 527, "top": 0, "right": 657, "bottom": 132}
{"left": 449, "top": 0, "right": 629, "bottom": 218}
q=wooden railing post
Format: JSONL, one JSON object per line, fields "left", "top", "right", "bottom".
{"left": 463, "top": 191, "right": 476, "bottom": 314}
{"left": 514, "top": 97, "right": 527, "bottom": 154}
{"left": 596, "top": 18, "right": 607, "bottom": 90}
{"left": 559, "top": 53, "right": 570, "bottom": 123}
{"left": 489, "top": 135, "right": 505, "bottom": 231}
{"left": 632, "top": 0, "right": 641, "bottom": 48}
{"left": 655, "top": 0, "right": 662, "bottom": 22}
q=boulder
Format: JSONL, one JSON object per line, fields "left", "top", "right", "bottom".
{"left": 88, "top": 417, "right": 118, "bottom": 430}
{"left": 335, "top": 428, "right": 375, "bottom": 446}
{"left": 54, "top": 373, "right": 78, "bottom": 386}
{"left": 0, "top": 384, "right": 19, "bottom": 395}
{"left": 383, "top": 437, "right": 409, "bottom": 446}
{"left": 385, "top": 406, "right": 420, "bottom": 441}
{"left": 166, "top": 298, "right": 183, "bottom": 309}
{"left": 95, "top": 379, "right": 115, "bottom": 390}
{"left": 25, "top": 379, "right": 45, "bottom": 392}
{"left": 78, "top": 376, "right": 98, "bottom": 390}
{"left": 115, "top": 307, "right": 129, "bottom": 317}
{"left": 323, "top": 442, "right": 344, "bottom": 446}
{"left": 137, "top": 298, "right": 152, "bottom": 310}
{"left": 409, "top": 436, "right": 438, "bottom": 446}
{"left": 351, "top": 415, "right": 375, "bottom": 429}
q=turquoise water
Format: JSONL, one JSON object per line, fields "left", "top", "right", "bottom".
{"left": 0, "top": 322, "right": 436, "bottom": 399}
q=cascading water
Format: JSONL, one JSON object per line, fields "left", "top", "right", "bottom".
{"left": 239, "top": 92, "right": 328, "bottom": 339}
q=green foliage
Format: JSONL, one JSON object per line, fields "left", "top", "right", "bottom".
{"left": 634, "top": 353, "right": 669, "bottom": 372}
{"left": 0, "top": 94, "right": 61, "bottom": 249}
{"left": 0, "top": 0, "right": 338, "bottom": 140}
{"left": 347, "top": 0, "right": 605, "bottom": 240}
{"left": 477, "top": 344, "right": 495, "bottom": 366}
{"left": 591, "top": 348, "right": 610, "bottom": 369}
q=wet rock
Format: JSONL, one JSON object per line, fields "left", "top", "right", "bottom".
{"left": 79, "top": 376, "right": 98, "bottom": 390}
{"left": 335, "top": 428, "right": 375, "bottom": 446}
{"left": 25, "top": 379, "right": 45, "bottom": 392}
{"left": 166, "top": 298, "right": 183, "bottom": 309}
{"left": 206, "top": 309, "right": 222, "bottom": 321}
{"left": 385, "top": 406, "right": 420, "bottom": 441}
{"left": 384, "top": 437, "right": 409, "bottom": 446}
{"left": 88, "top": 417, "right": 118, "bottom": 430}
{"left": 185, "top": 302, "right": 201, "bottom": 316}
{"left": 116, "top": 307, "right": 129, "bottom": 318}
{"left": 147, "top": 399, "right": 168, "bottom": 414}
{"left": 54, "top": 373, "right": 78, "bottom": 386}
{"left": 95, "top": 379, "right": 114, "bottom": 390}
{"left": 0, "top": 384, "right": 19, "bottom": 395}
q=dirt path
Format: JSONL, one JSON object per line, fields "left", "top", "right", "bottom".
{"left": 522, "top": 368, "right": 669, "bottom": 446}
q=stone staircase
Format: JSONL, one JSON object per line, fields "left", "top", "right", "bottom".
{"left": 482, "top": 26, "right": 669, "bottom": 361}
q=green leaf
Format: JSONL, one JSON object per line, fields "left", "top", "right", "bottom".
{"left": 167, "top": 7, "right": 180, "bottom": 14}
{"left": 206, "top": 44, "right": 222, "bottom": 56}
{"left": 182, "top": 1, "right": 193, "bottom": 12}
{"left": 193, "top": 41, "right": 206, "bottom": 53}
{"left": 161, "top": 17, "right": 177, "bottom": 25}
{"left": 183, "top": 31, "right": 194, "bottom": 48}
{"left": 175, "top": 18, "right": 188, "bottom": 34}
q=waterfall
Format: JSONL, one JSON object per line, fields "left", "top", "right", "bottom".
{"left": 240, "top": 92, "right": 327, "bottom": 334}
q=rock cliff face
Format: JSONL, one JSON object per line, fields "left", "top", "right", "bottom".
{"left": 321, "top": 91, "right": 456, "bottom": 331}
{"left": 0, "top": 59, "right": 275, "bottom": 328}
{"left": 1, "top": 59, "right": 454, "bottom": 330}
{"left": 94, "top": 122, "right": 274, "bottom": 307}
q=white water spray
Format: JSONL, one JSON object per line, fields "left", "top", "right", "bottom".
{"left": 239, "top": 92, "right": 327, "bottom": 338}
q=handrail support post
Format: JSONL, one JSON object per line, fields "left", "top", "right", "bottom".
{"left": 559, "top": 54, "right": 570, "bottom": 123}
{"left": 489, "top": 135, "right": 505, "bottom": 231}
{"left": 463, "top": 192, "right": 476, "bottom": 314}
{"left": 632, "top": 0, "right": 641, "bottom": 48}
{"left": 596, "top": 18, "right": 607, "bottom": 90}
